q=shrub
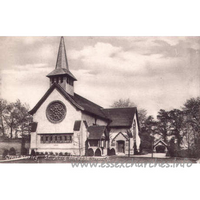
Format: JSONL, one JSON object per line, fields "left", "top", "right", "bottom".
{"left": 9, "top": 147, "right": 16, "bottom": 155}
{"left": 3, "top": 149, "right": 9, "bottom": 158}
{"left": 177, "top": 150, "right": 189, "bottom": 158}
{"left": 59, "top": 152, "right": 63, "bottom": 156}
{"left": 49, "top": 152, "right": 54, "bottom": 155}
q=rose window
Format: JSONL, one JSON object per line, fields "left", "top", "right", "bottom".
{"left": 46, "top": 101, "right": 66, "bottom": 123}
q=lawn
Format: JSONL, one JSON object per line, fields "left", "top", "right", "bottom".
{"left": 0, "top": 155, "right": 197, "bottom": 164}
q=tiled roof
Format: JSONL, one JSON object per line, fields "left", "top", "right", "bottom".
{"left": 71, "top": 93, "right": 109, "bottom": 120}
{"left": 87, "top": 126, "right": 107, "bottom": 140}
{"left": 102, "top": 107, "right": 137, "bottom": 128}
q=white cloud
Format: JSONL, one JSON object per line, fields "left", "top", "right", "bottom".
{"left": 69, "top": 42, "right": 182, "bottom": 76}
{"left": 23, "top": 37, "right": 44, "bottom": 45}
{"left": 10, "top": 63, "right": 48, "bottom": 71}
{"left": 1, "top": 63, "right": 50, "bottom": 107}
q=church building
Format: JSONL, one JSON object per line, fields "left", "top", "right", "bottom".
{"left": 29, "top": 37, "right": 141, "bottom": 156}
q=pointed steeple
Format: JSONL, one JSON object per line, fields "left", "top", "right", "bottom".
{"left": 56, "top": 36, "right": 69, "bottom": 70}
{"left": 47, "top": 36, "right": 77, "bottom": 96}
{"left": 47, "top": 37, "right": 76, "bottom": 80}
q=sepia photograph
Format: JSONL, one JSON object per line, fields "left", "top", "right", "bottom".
{"left": 0, "top": 36, "right": 199, "bottom": 165}
{"left": 1, "top": 1, "right": 200, "bottom": 200}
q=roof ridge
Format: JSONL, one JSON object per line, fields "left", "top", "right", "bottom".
{"left": 74, "top": 93, "right": 103, "bottom": 108}
{"left": 103, "top": 107, "right": 137, "bottom": 110}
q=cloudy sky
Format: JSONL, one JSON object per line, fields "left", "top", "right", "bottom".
{"left": 0, "top": 36, "right": 200, "bottom": 117}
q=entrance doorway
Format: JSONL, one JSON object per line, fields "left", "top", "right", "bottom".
{"left": 156, "top": 145, "right": 166, "bottom": 153}
{"left": 117, "top": 141, "right": 125, "bottom": 153}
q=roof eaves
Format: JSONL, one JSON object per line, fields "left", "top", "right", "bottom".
{"left": 29, "top": 83, "right": 84, "bottom": 115}
{"left": 82, "top": 110, "right": 111, "bottom": 122}
{"left": 112, "top": 132, "right": 129, "bottom": 141}
{"left": 46, "top": 69, "right": 77, "bottom": 81}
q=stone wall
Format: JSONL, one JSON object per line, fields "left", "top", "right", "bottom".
{"left": 0, "top": 138, "right": 30, "bottom": 158}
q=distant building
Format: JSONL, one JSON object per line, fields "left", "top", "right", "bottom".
{"left": 29, "top": 37, "right": 141, "bottom": 156}
{"left": 153, "top": 139, "right": 168, "bottom": 153}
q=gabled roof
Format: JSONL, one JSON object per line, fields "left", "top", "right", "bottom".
{"left": 29, "top": 83, "right": 83, "bottom": 115}
{"left": 29, "top": 83, "right": 109, "bottom": 121}
{"left": 87, "top": 126, "right": 108, "bottom": 140}
{"left": 102, "top": 107, "right": 137, "bottom": 128}
{"left": 154, "top": 139, "right": 168, "bottom": 148}
{"left": 112, "top": 131, "right": 129, "bottom": 141}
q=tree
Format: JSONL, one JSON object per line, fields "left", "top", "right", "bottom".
{"left": 140, "top": 116, "right": 157, "bottom": 152}
{"left": 1, "top": 99, "right": 31, "bottom": 138}
{"left": 167, "top": 109, "right": 185, "bottom": 149}
{"left": 157, "top": 109, "right": 170, "bottom": 143}
{"left": 3, "top": 102, "right": 18, "bottom": 138}
{"left": 182, "top": 97, "right": 200, "bottom": 156}
{"left": 14, "top": 100, "right": 32, "bottom": 137}
{"left": 111, "top": 98, "right": 136, "bottom": 108}
{"left": 183, "top": 97, "right": 200, "bottom": 130}
{"left": 157, "top": 109, "right": 185, "bottom": 150}
{"left": 0, "top": 99, "right": 7, "bottom": 136}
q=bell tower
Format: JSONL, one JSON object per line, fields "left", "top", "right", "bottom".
{"left": 47, "top": 36, "right": 77, "bottom": 96}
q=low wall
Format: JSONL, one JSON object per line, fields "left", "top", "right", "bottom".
{"left": 0, "top": 138, "right": 30, "bottom": 158}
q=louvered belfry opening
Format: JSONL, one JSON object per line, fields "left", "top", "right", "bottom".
{"left": 46, "top": 37, "right": 77, "bottom": 96}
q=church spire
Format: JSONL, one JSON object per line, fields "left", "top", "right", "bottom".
{"left": 47, "top": 36, "right": 77, "bottom": 96}
{"left": 56, "top": 36, "right": 69, "bottom": 70}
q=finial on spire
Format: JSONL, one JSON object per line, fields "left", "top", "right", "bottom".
{"left": 55, "top": 36, "right": 69, "bottom": 69}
